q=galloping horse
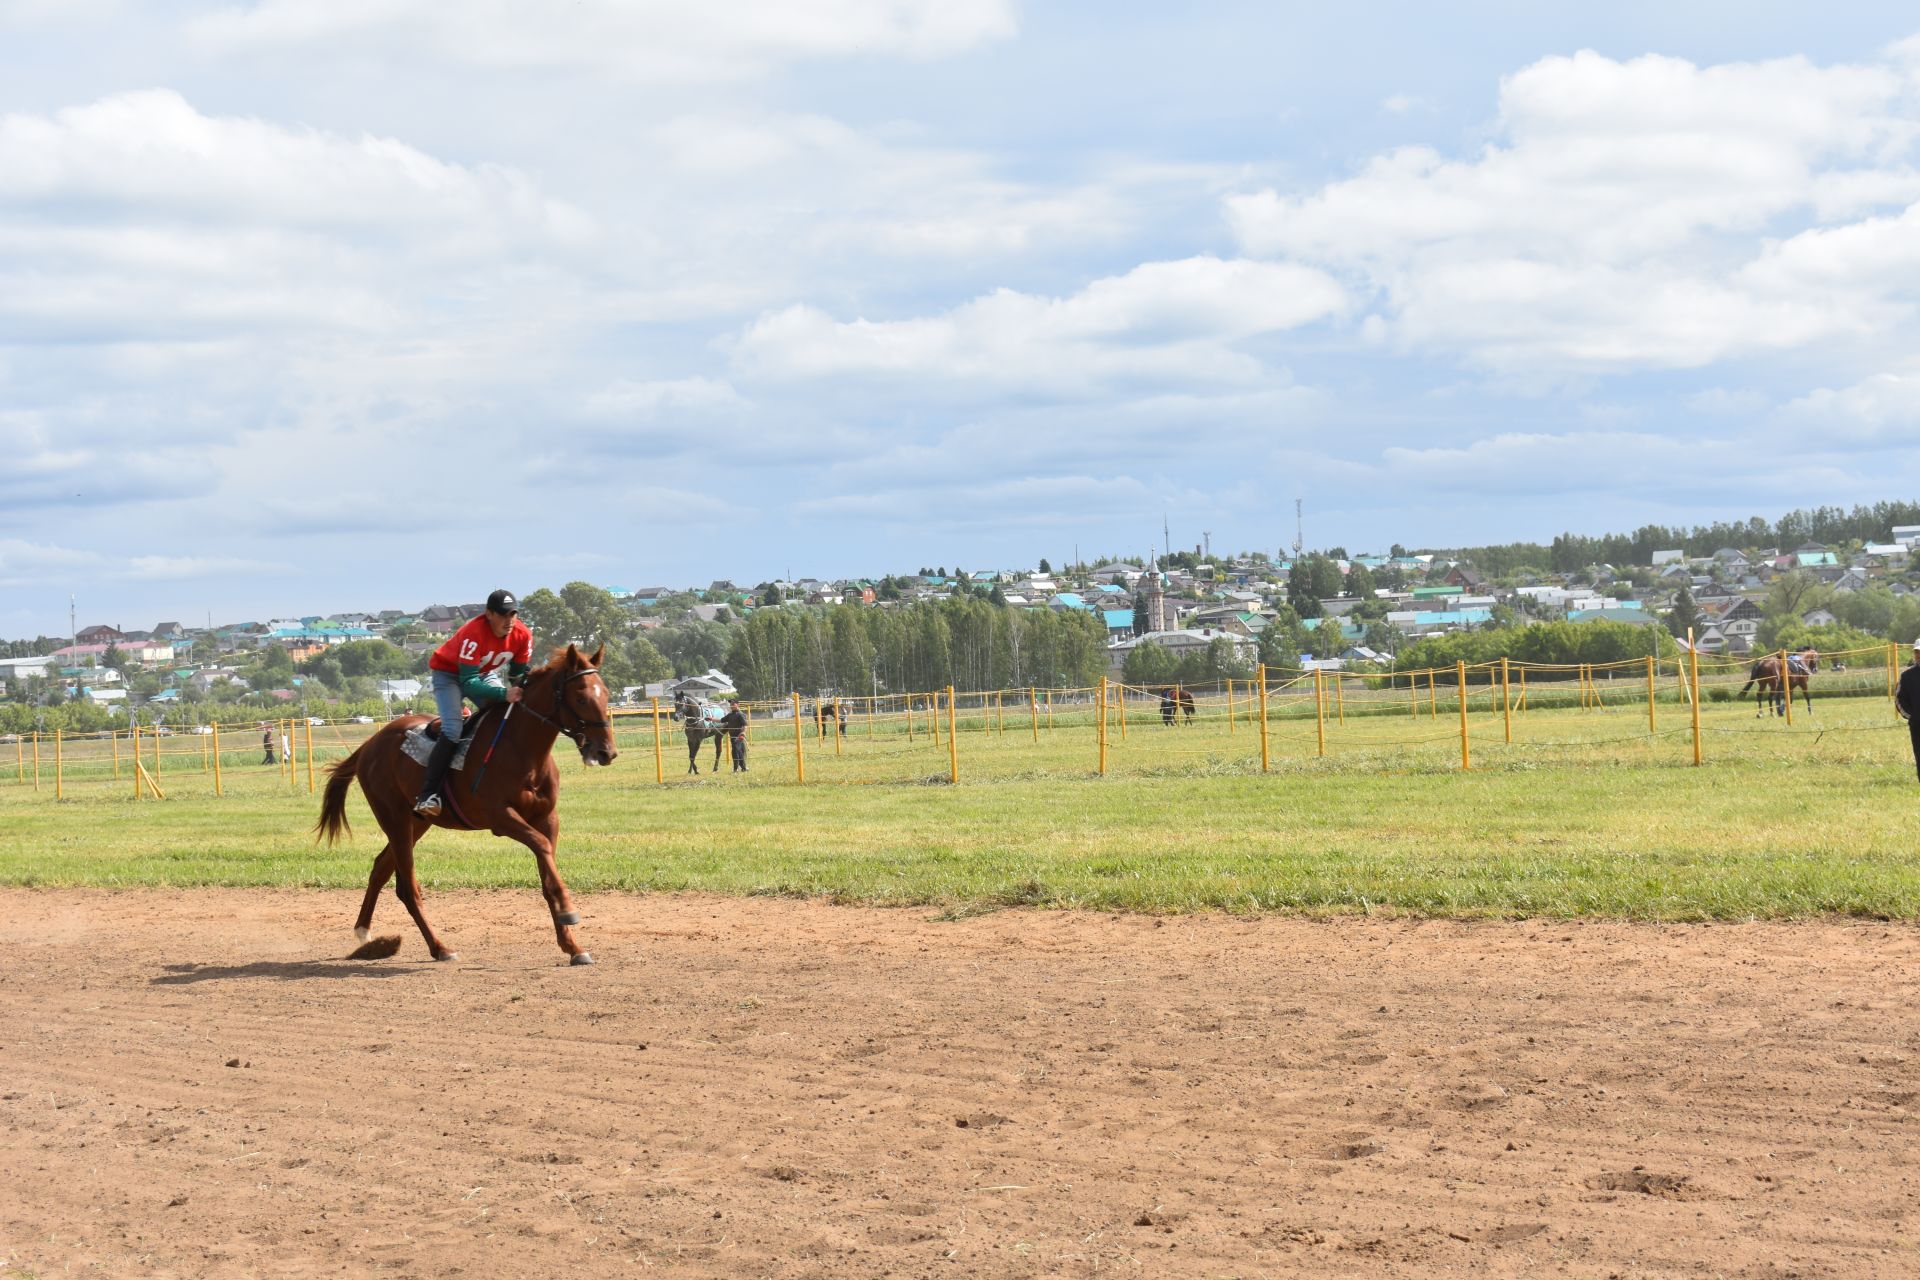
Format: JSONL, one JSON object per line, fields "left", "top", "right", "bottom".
{"left": 1157, "top": 686, "right": 1196, "bottom": 725}
{"left": 316, "top": 644, "right": 617, "bottom": 964}
{"left": 677, "top": 693, "right": 727, "bottom": 773}
{"left": 1739, "top": 647, "right": 1819, "bottom": 717}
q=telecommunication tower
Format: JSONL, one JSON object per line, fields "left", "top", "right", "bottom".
{"left": 1292, "top": 498, "right": 1304, "bottom": 560}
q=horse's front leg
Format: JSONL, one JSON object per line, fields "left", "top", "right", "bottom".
{"left": 496, "top": 807, "right": 590, "bottom": 964}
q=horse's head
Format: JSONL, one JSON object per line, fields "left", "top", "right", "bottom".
{"left": 1800, "top": 647, "right": 1820, "bottom": 671}
{"left": 531, "top": 644, "right": 619, "bottom": 767}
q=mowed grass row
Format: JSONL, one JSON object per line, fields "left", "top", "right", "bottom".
{"left": 3, "top": 685, "right": 1917, "bottom": 919}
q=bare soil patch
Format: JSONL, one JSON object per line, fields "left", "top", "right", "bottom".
{"left": 2, "top": 889, "right": 1918, "bottom": 1277}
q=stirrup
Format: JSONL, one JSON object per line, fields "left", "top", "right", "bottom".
{"left": 414, "top": 793, "right": 443, "bottom": 817}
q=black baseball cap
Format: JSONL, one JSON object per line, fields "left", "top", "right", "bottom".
{"left": 487, "top": 589, "right": 518, "bottom": 615}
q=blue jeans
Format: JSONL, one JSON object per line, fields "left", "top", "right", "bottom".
{"left": 431, "top": 669, "right": 469, "bottom": 740}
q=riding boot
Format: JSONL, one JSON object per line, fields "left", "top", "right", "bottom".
{"left": 414, "top": 735, "right": 459, "bottom": 817}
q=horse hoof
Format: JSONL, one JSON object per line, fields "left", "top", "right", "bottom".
{"left": 555, "top": 911, "right": 580, "bottom": 927}
{"left": 353, "top": 926, "right": 369, "bottom": 943}
{"left": 434, "top": 950, "right": 460, "bottom": 963}
{"left": 570, "top": 952, "right": 596, "bottom": 966}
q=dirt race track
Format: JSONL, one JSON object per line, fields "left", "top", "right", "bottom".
{"left": 3, "top": 891, "right": 1919, "bottom": 1279}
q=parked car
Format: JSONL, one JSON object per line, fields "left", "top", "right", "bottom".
{"left": 307, "top": 717, "right": 325, "bottom": 726}
{"left": 351, "top": 715, "right": 374, "bottom": 724}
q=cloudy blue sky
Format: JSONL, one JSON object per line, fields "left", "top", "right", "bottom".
{"left": 5, "top": 2, "right": 1920, "bottom": 638}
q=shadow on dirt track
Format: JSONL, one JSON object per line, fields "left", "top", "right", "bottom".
{"left": 151, "top": 959, "right": 428, "bottom": 984}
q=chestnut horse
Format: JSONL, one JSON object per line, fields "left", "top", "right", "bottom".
{"left": 316, "top": 644, "right": 618, "bottom": 964}
{"left": 1739, "top": 648, "right": 1818, "bottom": 718}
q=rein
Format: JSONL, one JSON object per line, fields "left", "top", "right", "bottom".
{"left": 514, "top": 666, "right": 612, "bottom": 745}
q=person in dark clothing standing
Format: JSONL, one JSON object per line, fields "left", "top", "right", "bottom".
{"left": 262, "top": 727, "right": 276, "bottom": 765}
{"left": 720, "top": 703, "right": 748, "bottom": 772}
{"left": 1897, "top": 639, "right": 1920, "bottom": 782}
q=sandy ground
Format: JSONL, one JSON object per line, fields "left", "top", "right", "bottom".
{"left": 1, "top": 891, "right": 1918, "bottom": 1278}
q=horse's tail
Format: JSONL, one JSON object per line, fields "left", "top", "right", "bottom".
{"left": 314, "top": 740, "right": 370, "bottom": 846}
{"left": 1738, "top": 664, "right": 1761, "bottom": 698}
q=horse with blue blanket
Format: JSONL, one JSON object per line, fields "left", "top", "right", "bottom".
{"left": 1740, "top": 646, "right": 1818, "bottom": 717}
{"left": 677, "top": 693, "right": 729, "bottom": 773}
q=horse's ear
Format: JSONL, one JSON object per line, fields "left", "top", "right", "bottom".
{"left": 565, "top": 643, "right": 579, "bottom": 663}
{"left": 589, "top": 644, "right": 604, "bottom": 667}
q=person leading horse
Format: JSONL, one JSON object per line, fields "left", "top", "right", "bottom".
{"left": 1739, "top": 646, "right": 1819, "bottom": 717}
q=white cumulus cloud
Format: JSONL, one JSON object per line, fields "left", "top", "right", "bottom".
{"left": 732, "top": 256, "right": 1346, "bottom": 394}
{"left": 1227, "top": 47, "right": 1920, "bottom": 373}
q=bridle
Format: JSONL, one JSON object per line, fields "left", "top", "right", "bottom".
{"left": 516, "top": 666, "right": 612, "bottom": 745}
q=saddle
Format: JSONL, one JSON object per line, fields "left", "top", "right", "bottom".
{"left": 402, "top": 721, "right": 476, "bottom": 771}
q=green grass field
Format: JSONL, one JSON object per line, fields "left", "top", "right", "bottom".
{"left": 5, "top": 670, "right": 1917, "bottom": 920}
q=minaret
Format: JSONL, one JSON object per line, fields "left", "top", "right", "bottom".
{"left": 1143, "top": 558, "right": 1168, "bottom": 634}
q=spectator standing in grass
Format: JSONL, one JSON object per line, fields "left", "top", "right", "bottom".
{"left": 721, "top": 702, "right": 748, "bottom": 773}
{"left": 1898, "top": 639, "right": 1920, "bottom": 783}
{"left": 262, "top": 726, "right": 275, "bottom": 765}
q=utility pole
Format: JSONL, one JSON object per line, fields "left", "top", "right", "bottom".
{"left": 1163, "top": 514, "right": 1170, "bottom": 559}
{"left": 69, "top": 595, "right": 77, "bottom": 666}
{"left": 1293, "top": 498, "right": 1304, "bottom": 561}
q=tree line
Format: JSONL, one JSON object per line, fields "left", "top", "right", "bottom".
{"left": 1447, "top": 501, "right": 1920, "bottom": 577}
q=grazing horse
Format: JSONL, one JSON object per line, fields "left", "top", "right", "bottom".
{"left": 677, "top": 694, "right": 727, "bottom": 773}
{"left": 315, "top": 644, "right": 617, "bottom": 964}
{"left": 815, "top": 700, "right": 847, "bottom": 739}
{"left": 1156, "top": 686, "right": 1197, "bottom": 725}
{"left": 1739, "top": 648, "right": 1819, "bottom": 717}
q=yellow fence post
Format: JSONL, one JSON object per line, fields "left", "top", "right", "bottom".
{"left": 1689, "top": 629, "right": 1703, "bottom": 766}
{"left": 1335, "top": 673, "right": 1346, "bottom": 726}
{"left": 651, "top": 698, "right": 666, "bottom": 784}
{"left": 1117, "top": 683, "right": 1127, "bottom": 739}
{"left": 212, "top": 722, "right": 223, "bottom": 797}
{"left": 1518, "top": 667, "right": 1528, "bottom": 712}
{"left": 791, "top": 692, "right": 805, "bottom": 784}
{"left": 14, "top": 732, "right": 20, "bottom": 783}
{"left": 1645, "top": 655, "right": 1656, "bottom": 735}
{"left": 1427, "top": 670, "right": 1437, "bottom": 718}
{"left": 1257, "top": 665, "right": 1270, "bottom": 773}
{"left": 996, "top": 690, "right": 1003, "bottom": 738}
{"left": 1502, "top": 657, "right": 1512, "bottom": 744}
{"left": 1029, "top": 687, "right": 1038, "bottom": 743}
{"left": 1314, "top": 668, "right": 1326, "bottom": 757}
{"left": 905, "top": 694, "right": 914, "bottom": 744}
{"left": 54, "top": 728, "right": 62, "bottom": 800}
{"left": 1046, "top": 689, "right": 1053, "bottom": 732}
{"left": 306, "top": 720, "right": 316, "bottom": 794}
{"left": 834, "top": 701, "right": 843, "bottom": 757}
{"left": 1097, "top": 677, "right": 1108, "bottom": 775}
{"left": 201, "top": 727, "right": 209, "bottom": 774}
{"left": 1890, "top": 642, "right": 1900, "bottom": 713}
{"left": 111, "top": 727, "right": 120, "bottom": 781}
{"left": 1457, "top": 661, "right": 1470, "bottom": 770}
{"left": 1225, "top": 678, "right": 1235, "bottom": 732}
{"left": 129, "top": 726, "right": 139, "bottom": 798}
{"left": 1407, "top": 673, "right": 1417, "bottom": 718}
{"left": 947, "top": 685, "right": 958, "bottom": 783}
{"left": 1780, "top": 648, "right": 1793, "bottom": 725}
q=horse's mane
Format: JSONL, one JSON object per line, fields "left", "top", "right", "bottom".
{"left": 530, "top": 644, "right": 596, "bottom": 677}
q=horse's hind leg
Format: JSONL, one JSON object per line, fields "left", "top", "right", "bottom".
{"left": 353, "top": 844, "right": 396, "bottom": 941}
{"left": 369, "top": 803, "right": 455, "bottom": 960}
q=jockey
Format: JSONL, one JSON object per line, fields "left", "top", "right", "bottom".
{"left": 415, "top": 589, "right": 532, "bottom": 818}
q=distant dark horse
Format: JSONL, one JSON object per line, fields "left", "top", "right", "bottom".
{"left": 1739, "top": 648, "right": 1819, "bottom": 717}
{"left": 677, "top": 694, "right": 727, "bottom": 773}
{"left": 315, "top": 644, "right": 617, "bottom": 964}
{"left": 815, "top": 700, "right": 848, "bottom": 739}
{"left": 1157, "top": 686, "right": 1196, "bottom": 725}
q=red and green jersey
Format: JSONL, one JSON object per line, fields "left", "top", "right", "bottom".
{"left": 429, "top": 616, "right": 533, "bottom": 702}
